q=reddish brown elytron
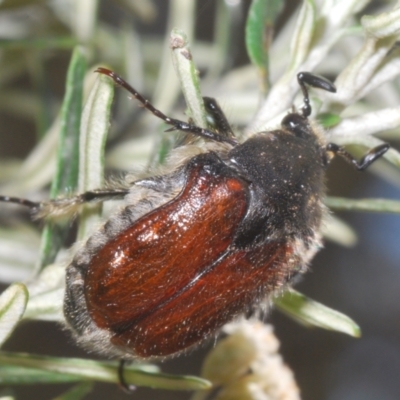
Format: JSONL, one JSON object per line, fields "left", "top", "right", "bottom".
{"left": 111, "top": 241, "right": 293, "bottom": 357}
{"left": 84, "top": 162, "right": 252, "bottom": 356}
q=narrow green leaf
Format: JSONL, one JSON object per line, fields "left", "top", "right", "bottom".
{"left": 77, "top": 71, "right": 114, "bottom": 240}
{"left": 51, "top": 47, "right": 87, "bottom": 199}
{"left": 170, "top": 29, "right": 207, "bottom": 128}
{"left": 24, "top": 264, "right": 64, "bottom": 321}
{"left": 288, "top": 0, "right": 316, "bottom": 72}
{"left": 361, "top": 5, "right": 400, "bottom": 38}
{"left": 52, "top": 382, "right": 93, "bottom": 400}
{"left": 0, "top": 352, "right": 211, "bottom": 390}
{"left": 245, "top": 0, "right": 284, "bottom": 91}
{"left": 0, "top": 365, "right": 81, "bottom": 384}
{"left": 0, "top": 284, "right": 29, "bottom": 347}
{"left": 78, "top": 71, "right": 114, "bottom": 189}
{"left": 326, "top": 196, "right": 400, "bottom": 214}
{"left": 275, "top": 289, "right": 361, "bottom": 337}
{"left": 23, "top": 288, "right": 64, "bottom": 321}
{"left": 321, "top": 214, "right": 357, "bottom": 247}
{"left": 38, "top": 46, "right": 87, "bottom": 270}
{"left": 333, "top": 35, "right": 398, "bottom": 107}
{"left": 73, "top": 0, "right": 99, "bottom": 43}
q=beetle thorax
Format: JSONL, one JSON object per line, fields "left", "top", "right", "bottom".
{"left": 228, "top": 132, "right": 325, "bottom": 244}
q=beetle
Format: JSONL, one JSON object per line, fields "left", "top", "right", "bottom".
{"left": 0, "top": 69, "right": 389, "bottom": 360}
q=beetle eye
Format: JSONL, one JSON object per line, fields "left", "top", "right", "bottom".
{"left": 281, "top": 113, "right": 311, "bottom": 139}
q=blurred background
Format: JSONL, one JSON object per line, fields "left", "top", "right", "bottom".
{"left": 0, "top": 1, "right": 399, "bottom": 399}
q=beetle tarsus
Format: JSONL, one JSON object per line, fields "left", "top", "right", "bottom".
{"left": 0, "top": 188, "right": 130, "bottom": 218}
{"left": 0, "top": 196, "right": 40, "bottom": 209}
{"left": 118, "top": 360, "right": 136, "bottom": 393}
{"left": 326, "top": 142, "right": 389, "bottom": 170}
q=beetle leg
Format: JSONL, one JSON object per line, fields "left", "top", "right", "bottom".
{"left": 0, "top": 188, "right": 129, "bottom": 218}
{"left": 326, "top": 142, "right": 389, "bottom": 170}
{"left": 203, "top": 96, "right": 235, "bottom": 138}
{"left": 0, "top": 196, "right": 40, "bottom": 209}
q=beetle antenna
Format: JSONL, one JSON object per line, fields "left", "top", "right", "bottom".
{"left": 297, "top": 72, "right": 336, "bottom": 118}
{"left": 96, "top": 67, "right": 237, "bottom": 146}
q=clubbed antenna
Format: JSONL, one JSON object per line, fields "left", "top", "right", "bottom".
{"left": 297, "top": 72, "right": 336, "bottom": 117}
